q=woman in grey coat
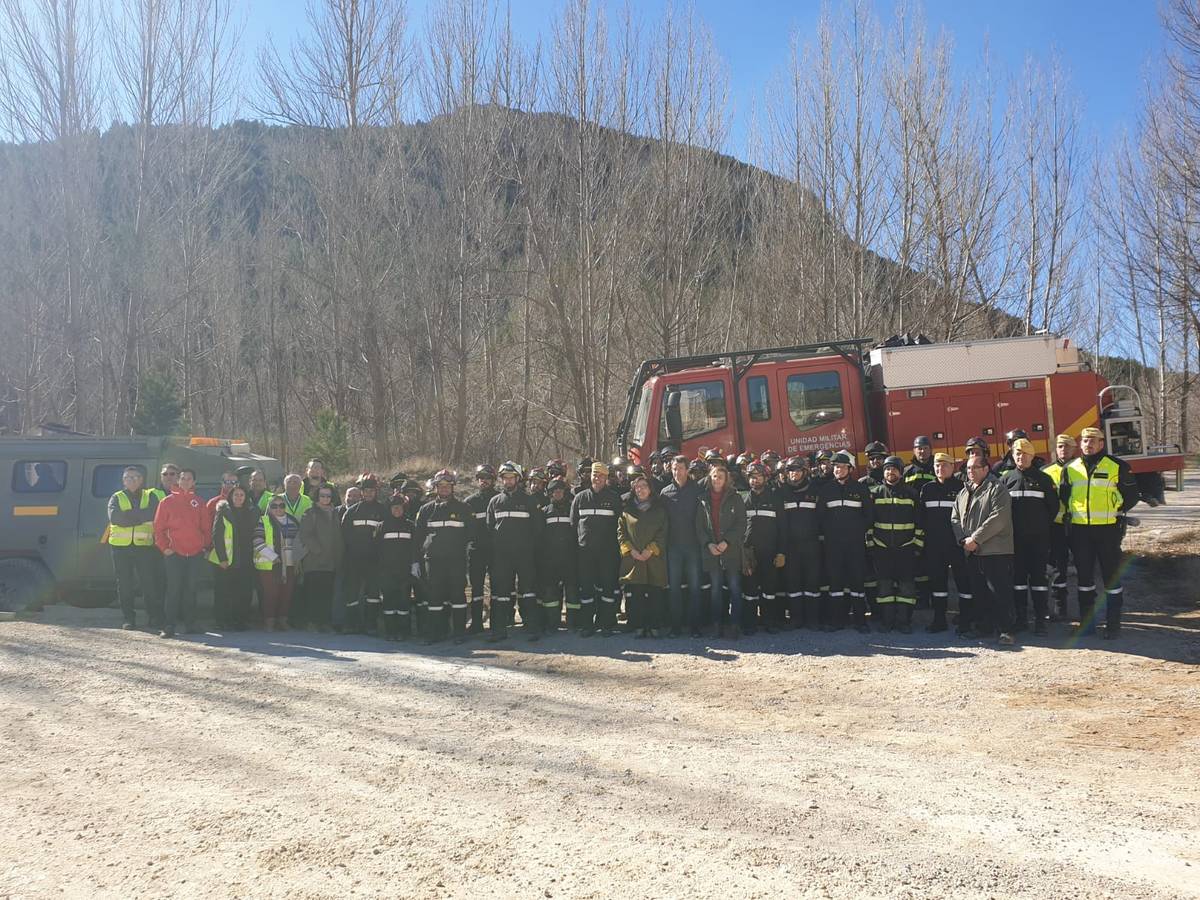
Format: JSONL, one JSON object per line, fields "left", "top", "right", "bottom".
{"left": 695, "top": 463, "right": 747, "bottom": 639}
{"left": 298, "top": 485, "right": 344, "bottom": 631}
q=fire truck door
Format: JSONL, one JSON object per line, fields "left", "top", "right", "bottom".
{"left": 886, "top": 398, "right": 947, "bottom": 454}
{"left": 946, "top": 394, "right": 998, "bottom": 452}
{"left": 997, "top": 390, "right": 1049, "bottom": 454}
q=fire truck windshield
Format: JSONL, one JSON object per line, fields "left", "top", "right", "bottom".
{"left": 630, "top": 385, "right": 653, "bottom": 447}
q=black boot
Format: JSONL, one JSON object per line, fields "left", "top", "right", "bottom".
{"left": 897, "top": 605, "right": 913, "bottom": 634}
{"left": 469, "top": 599, "right": 485, "bottom": 635}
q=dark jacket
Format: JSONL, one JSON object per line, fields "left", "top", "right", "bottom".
{"left": 658, "top": 477, "right": 703, "bottom": 547}
{"left": 742, "top": 486, "right": 787, "bottom": 556}
{"left": 341, "top": 499, "right": 387, "bottom": 560}
{"left": 299, "top": 503, "right": 344, "bottom": 572}
{"left": 695, "top": 487, "right": 747, "bottom": 575}
{"left": 781, "top": 478, "right": 821, "bottom": 544}
{"left": 377, "top": 510, "right": 418, "bottom": 576}
{"left": 870, "top": 481, "right": 923, "bottom": 552}
{"left": 415, "top": 497, "right": 471, "bottom": 563}
{"left": 951, "top": 474, "right": 1014, "bottom": 556}
{"left": 999, "top": 465, "right": 1059, "bottom": 541}
{"left": 464, "top": 487, "right": 497, "bottom": 549}
{"left": 571, "top": 487, "right": 622, "bottom": 551}
{"left": 617, "top": 496, "right": 668, "bottom": 587}
{"left": 817, "top": 478, "right": 874, "bottom": 544}
{"left": 540, "top": 496, "right": 577, "bottom": 567}
{"left": 903, "top": 457, "right": 936, "bottom": 489}
{"left": 486, "top": 487, "right": 543, "bottom": 558}
{"left": 918, "top": 476, "right": 964, "bottom": 549}
{"left": 210, "top": 500, "right": 258, "bottom": 569}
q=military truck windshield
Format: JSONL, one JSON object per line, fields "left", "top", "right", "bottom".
{"left": 12, "top": 460, "right": 66, "bottom": 493}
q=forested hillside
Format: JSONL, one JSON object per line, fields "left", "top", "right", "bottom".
{"left": 0, "top": 0, "right": 1194, "bottom": 467}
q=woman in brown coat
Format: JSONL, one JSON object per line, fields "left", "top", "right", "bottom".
{"left": 617, "top": 469, "right": 669, "bottom": 637}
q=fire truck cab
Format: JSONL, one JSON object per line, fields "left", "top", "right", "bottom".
{"left": 616, "top": 334, "right": 1184, "bottom": 499}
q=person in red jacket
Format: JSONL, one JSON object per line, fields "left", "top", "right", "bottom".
{"left": 154, "top": 468, "right": 213, "bottom": 638}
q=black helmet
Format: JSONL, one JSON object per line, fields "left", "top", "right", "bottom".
{"left": 815, "top": 449, "right": 832, "bottom": 463}
{"left": 546, "top": 477, "right": 569, "bottom": 495}
{"left": 475, "top": 464, "right": 496, "bottom": 480}
{"left": 355, "top": 472, "right": 379, "bottom": 490}
{"left": 965, "top": 436, "right": 988, "bottom": 452}
{"left": 388, "top": 488, "right": 406, "bottom": 506}
{"left": 576, "top": 458, "right": 593, "bottom": 475}
{"left": 1005, "top": 428, "right": 1028, "bottom": 445}
{"left": 704, "top": 448, "right": 723, "bottom": 462}
{"left": 626, "top": 464, "right": 647, "bottom": 482}
{"left": 760, "top": 449, "right": 780, "bottom": 464}
{"left": 725, "top": 453, "right": 738, "bottom": 466}
{"left": 528, "top": 466, "right": 548, "bottom": 483}
{"left": 744, "top": 462, "right": 768, "bottom": 479}
{"left": 784, "top": 455, "right": 808, "bottom": 471}
{"left": 546, "top": 459, "right": 566, "bottom": 478}
{"left": 831, "top": 450, "right": 854, "bottom": 467}
{"left": 687, "top": 458, "right": 708, "bottom": 476}
{"left": 883, "top": 455, "right": 905, "bottom": 472}
{"left": 913, "top": 435, "right": 932, "bottom": 449}
{"left": 865, "top": 441, "right": 888, "bottom": 457}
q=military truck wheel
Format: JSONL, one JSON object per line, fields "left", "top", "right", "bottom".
{"left": 0, "top": 558, "right": 54, "bottom": 613}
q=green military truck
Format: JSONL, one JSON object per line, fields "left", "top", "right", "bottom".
{"left": 0, "top": 434, "right": 283, "bottom": 612}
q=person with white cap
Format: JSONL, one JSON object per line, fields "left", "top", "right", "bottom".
{"left": 1059, "top": 426, "right": 1139, "bottom": 639}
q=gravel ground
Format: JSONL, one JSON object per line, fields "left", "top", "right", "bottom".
{"left": 1, "top": 477, "right": 1198, "bottom": 899}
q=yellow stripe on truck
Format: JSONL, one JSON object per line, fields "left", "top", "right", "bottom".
{"left": 13, "top": 506, "right": 58, "bottom": 516}
{"left": 1062, "top": 406, "right": 1100, "bottom": 440}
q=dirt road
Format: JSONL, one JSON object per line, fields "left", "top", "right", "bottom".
{"left": 2, "top": 476, "right": 1198, "bottom": 898}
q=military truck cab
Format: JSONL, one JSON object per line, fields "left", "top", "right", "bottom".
{"left": 0, "top": 435, "right": 282, "bottom": 612}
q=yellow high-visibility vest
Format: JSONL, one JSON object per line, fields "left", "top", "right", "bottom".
{"left": 208, "top": 516, "right": 234, "bottom": 566}
{"left": 1043, "top": 460, "right": 1068, "bottom": 525}
{"left": 1064, "top": 456, "right": 1123, "bottom": 526}
{"left": 254, "top": 515, "right": 278, "bottom": 571}
{"left": 109, "top": 491, "right": 155, "bottom": 547}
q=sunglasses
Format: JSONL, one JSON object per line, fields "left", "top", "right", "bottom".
{"left": 222, "top": 478, "right": 238, "bottom": 485}
{"left": 269, "top": 503, "right": 286, "bottom": 510}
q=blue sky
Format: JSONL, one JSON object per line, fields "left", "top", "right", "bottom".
{"left": 242, "top": 0, "right": 1164, "bottom": 161}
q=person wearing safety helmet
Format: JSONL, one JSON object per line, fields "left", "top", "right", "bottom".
{"left": 861, "top": 441, "right": 889, "bottom": 487}
{"left": 999, "top": 439, "right": 1059, "bottom": 635}
{"left": 732, "top": 451, "right": 755, "bottom": 492}
{"left": 464, "top": 464, "right": 498, "bottom": 636}
{"left": 570, "top": 462, "right": 623, "bottom": 636}
{"left": 340, "top": 474, "right": 387, "bottom": 634}
{"left": 740, "top": 462, "right": 787, "bottom": 635}
{"left": 817, "top": 451, "right": 873, "bottom": 632}
{"left": 573, "top": 458, "right": 594, "bottom": 496}
{"left": 486, "top": 462, "right": 544, "bottom": 642}
{"left": 904, "top": 436, "right": 936, "bottom": 488}
{"left": 812, "top": 449, "right": 834, "bottom": 486}
{"left": 376, "top": 489, "right": 417, "bottom": 641}
{"left": 527, "top": 466, "right": 549, "bottom": 507}
{"left": 918, "top": 452, "right": 970, "bottom": 634}
{"left": 546, "top": 459, "right": 567, "bottom": 481}
{"left": 781, "top": 456, "right": 822, "bottom": 629}
{"left": 609, "top": 456, "right": 630, "bottom": 495}
{"left": 415, "top": 470, "right": 471, "bottom": 643}
{"left": 539, "top": 478, "right": 577, "bottom": 632}
{"left": 687, "top": 458, "right": 709, "bottom": 483}
{"left": 871, "top": 456, "right": 923, "bottom": 634}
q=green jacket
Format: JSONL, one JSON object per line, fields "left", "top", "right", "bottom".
{"left": 617, "top": 496, "right": 668, "bottom": 587}
{"left": 695, "top": 487, "right": 747, "bottom": 575}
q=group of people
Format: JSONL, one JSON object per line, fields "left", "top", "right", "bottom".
{"left": 106, "top": 424, "right": 1139, "bottom": 645}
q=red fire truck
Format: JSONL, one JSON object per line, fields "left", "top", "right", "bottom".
{"left": 615, "top": 334, "right": 1185, "bottom": 500}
